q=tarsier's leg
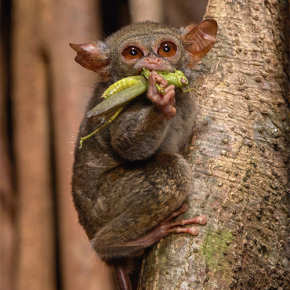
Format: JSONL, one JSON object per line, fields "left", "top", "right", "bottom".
{"left": 120, "top": 204, "right": 207, "bottom": 249}
{"left": 91, "top": 153, "right": 206, "bottom": 260}
{"left": 112, "top": 204, "right": 206, "bottom": 290}
{"left": 112, "top": 205, "right": 206, "bottom": 290}
{"left": 90, "top": 153, "right": 206, "bottom": 290}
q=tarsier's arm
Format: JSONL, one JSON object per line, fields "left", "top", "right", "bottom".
{"left": 109, "top": 73, "right": 176, "bottom": 161}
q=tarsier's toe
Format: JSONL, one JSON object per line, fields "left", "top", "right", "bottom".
{"left": 186, "top": 227, "right": 199, "bottom": 235}
{"left": 196, "top": 215, "right": 207, "bottom": 225}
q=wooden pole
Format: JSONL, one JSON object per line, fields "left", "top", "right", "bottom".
{"left": 12, "top": 0, "right": 115, "bottom": 289}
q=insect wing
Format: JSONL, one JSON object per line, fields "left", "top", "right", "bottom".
{"left": 102, "top": 75, "right": 143, "bottom": 99}
{"left": 87, "top": 79, "right": 148, "bottom": 118}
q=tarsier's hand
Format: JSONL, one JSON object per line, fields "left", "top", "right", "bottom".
{"left": 147, "top": 71, "right": 176, "bottom": 119}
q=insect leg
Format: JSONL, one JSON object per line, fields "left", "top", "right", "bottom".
{"left": 155, "top": 83, "right": 165, "bottom": 95}
{"left": 79, "top": 105, "right": 128, "bottom": 148}
{"left": 182, "top": 87, "right": 201, "bottom": 95}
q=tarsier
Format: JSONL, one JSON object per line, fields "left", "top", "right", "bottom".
{"left": 71, "top": 19, "right": 217, "bottom": 290}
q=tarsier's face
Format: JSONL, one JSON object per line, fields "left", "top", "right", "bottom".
{"left": 70, "top": 20, "right": 218, "bottom": 82}
{"left": 120, "top": 39, "right": 180, "bottom": 71}
{"left": 107, "top": 22, "right": 186, "bottom": 78}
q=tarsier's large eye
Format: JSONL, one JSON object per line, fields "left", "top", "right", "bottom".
{"left": 157, "top": 42, "right": 177, "bottom": 57}
{"left": 122, "top": 46, "right": 144, "bottom": 60}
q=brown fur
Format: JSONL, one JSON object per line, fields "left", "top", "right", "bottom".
{"left": 71, "top": 20, "right": 217, "bottom": 288}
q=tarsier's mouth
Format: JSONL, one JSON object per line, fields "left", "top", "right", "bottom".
{"left": 136, "top": 67, "right": 174, "bottom": 75}
{"left": 139, "top": 68, "right": 188, "bottom": 86}
{"left": 141, "top": 65, "right": 161, "bottom": 72}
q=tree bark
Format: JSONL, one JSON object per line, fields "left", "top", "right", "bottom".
{"left": 138, "top": 0, "right": 290, "bottom": 289}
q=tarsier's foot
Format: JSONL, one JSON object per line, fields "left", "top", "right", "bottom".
{"left": 121, "top": 204, "right": 207, "bottom": 248}
{"left": 155, "top": 203, "right": 207, "bottom": 237}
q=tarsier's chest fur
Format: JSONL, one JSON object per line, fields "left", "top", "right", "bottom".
{"left": 71, "top": 19, "right": 217, "bottom": 290}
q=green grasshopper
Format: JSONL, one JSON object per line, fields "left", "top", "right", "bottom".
{"left": 79, "top": 68, "right": 194, "bottom": 148}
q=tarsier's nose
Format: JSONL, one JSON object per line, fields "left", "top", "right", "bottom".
{"left": 144, "top": 56, "right": 161, "bottom": 65}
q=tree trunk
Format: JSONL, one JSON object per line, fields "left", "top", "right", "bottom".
{"left": 12, "top": 0, "right": 115, "bottom": 289}
{"left": 138, "top": 0, "right": 290, "bottom": 289}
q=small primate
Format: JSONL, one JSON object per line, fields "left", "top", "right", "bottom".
{"left": 71, "top": 19, "right": 218, "bottom": 290}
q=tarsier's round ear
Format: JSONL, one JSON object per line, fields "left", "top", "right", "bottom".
{"left": 181, "top": 19, "right": 218, "bottom": 66}
{"left": 69, "top": 42, "right": 110, "bottom": 75}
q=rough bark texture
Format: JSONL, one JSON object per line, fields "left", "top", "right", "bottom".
{"left": 138, "top": 0, "right": 290, "bottom": 289}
